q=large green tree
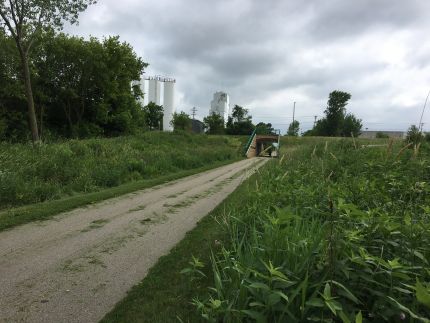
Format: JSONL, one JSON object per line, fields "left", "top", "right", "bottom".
{"left": 204, "top": 112, "right": 225, "bottom": 135}
{"left": 226, "top": 105, "right": 254, "bottom": 135}
{"left": 35, "top": 33, "right": 147, "bottom": 137}
{"left": 324, "top": 90, "right": 351, "bottom": 136}
{"left": 0, "top": 32, "right": 147, "bottom": 139}
{"left": 0, "top": 0, "right": 96, "bottom": 142}
{"left": 255, "top": 122, "right": 275, "bottom": 135}
{"left": 311, "top": 90, "right": 362, "bottom": 137}
{"left": 0, "top": 29, "right": 27, "bottom": 140}
{"left": 143, "top": 102, "right": 163, "bottom": 131}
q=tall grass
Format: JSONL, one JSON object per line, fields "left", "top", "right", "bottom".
{"left": 190, "top": 139, "right": 430, "bottom": 322}
{"left": 0, "top": 132, "right": 245, "bottom": 209}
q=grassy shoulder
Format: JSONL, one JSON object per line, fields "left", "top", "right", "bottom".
{"left": 0, "top": 132, "right": 246, "bottom": 211}
{"left": 100, "top": 163, "right": 261, "bottom": 323}
{"left": 0, "top": 157, "right": 242, "bottom": 232}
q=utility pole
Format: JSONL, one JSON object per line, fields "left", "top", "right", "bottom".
{"left": 191, "top": 107, "right": 197, "bottom": 120}
{"left": 292, "top": 102, "right": 296, "bottom": 125}
{"left": 314, "top": 115, "right": 317, "bottom": 128}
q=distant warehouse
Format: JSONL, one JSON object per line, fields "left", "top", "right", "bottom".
{"left": 359, "top": 130, "right": 406, "bottom": 139}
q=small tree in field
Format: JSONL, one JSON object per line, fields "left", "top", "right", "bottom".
{"left": 171, "top": 111, "right": 192, "bottom": 132}
{"left": 287, "top": 120, "right": 300, "bottom": 136}
{"left": 204, "top": 112, "right": 225, "bottom": 135}
{"left": 0, "top": 0, "right": 97, "bottom": 142}
{"left": 406, "top": 125, "right": 423, "bottom": 146}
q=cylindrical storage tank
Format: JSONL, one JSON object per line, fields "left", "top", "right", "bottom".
{"left": 148, "top": 79, "right": 161, "bottom": 105}
{"left": 163, "top": 81, "right": 175, "bottom": 131}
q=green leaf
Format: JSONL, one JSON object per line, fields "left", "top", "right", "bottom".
{"left": 339, "top": 311, "right": 351, "bottom": 323}
{"left": 355, "top": 311, "right": 362, "bottom": 323}
{"left": 248, "top": 282, "right": 270, "bottom": 291}
{"left": 325, "top": 300, "right": 339, "bottom": 316}
{"left": 306, "top": 298, "right": 324, "bottom": 307}
{"left": 273, "top": 290, "right": 289, "bottom": 303}
{"left": 416, "top": 280, "right": 430, "bottom": 308}
{"left": 249, "top": 301, "right": 265, "bottom": 307}
{"left": 180, "top": 268, "right": 191, "bottom": 274}
{"left": 414, "top": 250, "right": 427, "bottom": 264}
{"left": 324, "top": 283, "right": 331, "bottom": 299}
{"left": 329, "top": 280, "right": 360, "bottom": 304}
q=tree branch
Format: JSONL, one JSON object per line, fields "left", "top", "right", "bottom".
{"left": 8, "top": 0, "right": 19, "bottom": 33}
{"left": 25, "top": 10, "right": 43, "bottom": 55}
{"left": 0, "top": 8, "right": 19, "bottom": 43}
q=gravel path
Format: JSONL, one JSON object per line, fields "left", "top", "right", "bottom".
{"left": 0, "top": 158, "right": 267, "bottom": 323}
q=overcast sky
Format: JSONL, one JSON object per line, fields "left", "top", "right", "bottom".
{"left": 67, "top": 0, "right": 430, "bottom": 133}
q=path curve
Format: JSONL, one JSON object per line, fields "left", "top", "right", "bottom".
{"left": 0, "top": 158, "right": 267, "bottom": 323}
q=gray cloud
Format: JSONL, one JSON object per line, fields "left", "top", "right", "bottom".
{"left": 66, "top": 0, "right": 430, "bottom": 133}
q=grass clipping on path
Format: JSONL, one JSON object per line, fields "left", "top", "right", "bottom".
{"left": 101, "top": 166, "right": 260, "bottom": 323}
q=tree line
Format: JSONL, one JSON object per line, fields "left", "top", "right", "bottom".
{"left": 0, "top": 30, "right": 150, "bottom": 140}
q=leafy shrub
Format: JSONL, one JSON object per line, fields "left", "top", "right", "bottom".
{"left": 376, "top": 131, "right": 389, "bottom": 138}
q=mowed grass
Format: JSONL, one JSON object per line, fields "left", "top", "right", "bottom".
{"left": 0, "top": 132, "right": 246, "bottom": 231}
{"left": 100, "top": 166, "right": 260, "bottom": 323}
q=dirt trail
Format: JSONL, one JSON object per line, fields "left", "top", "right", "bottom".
{"left": 0, "top": 158, "right": 267, "bottom": 323}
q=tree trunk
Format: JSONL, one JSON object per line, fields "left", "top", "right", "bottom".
{"left": 21, "top": 52, "right": 40, "bottom": 143}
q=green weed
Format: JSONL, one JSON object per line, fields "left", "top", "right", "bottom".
{"left": 191, "top": 139, "right": 430, "bottom": 322}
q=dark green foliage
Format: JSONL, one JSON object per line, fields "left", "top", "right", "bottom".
{"left": 0, "top": 30, "right": 28, "bottom": 140}
{"left": 171, "top": 111, "right": 192, "bottom": 132}
{"left": 287, "top": 120, "right": 300, "bottom": 136}
{"left": 0, "top": 32, "right": 147, "bottom": 140}
{"left": 0, "top": 133, "right": 244, "bottom": 210}
{"left": 406, "top": 125, "right": 424, "bottom": 146}
{"left": 324, "top": 90, "right": 351, "bottom": 136}
{"left": 192, "top": 140, "right": 430, "bottom": 322}
{"left": 143, "top": 102, "right": 163, "bottom": 131}
{"left": 255, "top": 122, "right": 275, "bottom": 135}
{"left": 204, "top": 112, "right": 225, "bottom": 134}
{"left": 341, "top": 113, "right": 362, "bottom": 137}
{"left": 376, "top": 132, "right": 390, "bottom": 139}
{"left": 1, "top": 0, "right": 97, "bottom": 142}
{"left": 311, "top": 91, "right": 362, "bottom": 137}
{"left": 226, "top": 105, "right": 255, "bottom": 135}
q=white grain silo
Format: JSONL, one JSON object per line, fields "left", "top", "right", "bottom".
{"left": 210, "top": 91, "right": 230, "bottom": 123}
{"left": 148, "top": 78, "right": 161, "bottom": 105}
{"left": 163, "top": 79, "right": 176, "bottom": 131}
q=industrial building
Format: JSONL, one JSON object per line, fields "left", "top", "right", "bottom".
{"left": 359, "top": 130, "right": 406, "bottom": 139}
{"left": 140, "top": 76, "right": 176, "bottom": 131}
{"left": 210, "top": 92, "right": 230, "bottom": 123}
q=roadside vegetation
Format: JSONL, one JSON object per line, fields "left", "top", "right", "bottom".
{"left": 0, "top": 132, "right": 244, "bottom": 211}
{"left": 107, "top": 137, "right": 430, "bottom": 322}
{"left": 188, "top": 138, "right": 430, "bottom": 322}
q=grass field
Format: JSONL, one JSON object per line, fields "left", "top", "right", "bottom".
{"left": 102, "top": 137, "right": 430, "bottom": 322}
{"left": 0, "top": 132, "right": 246, "bottom": 230}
